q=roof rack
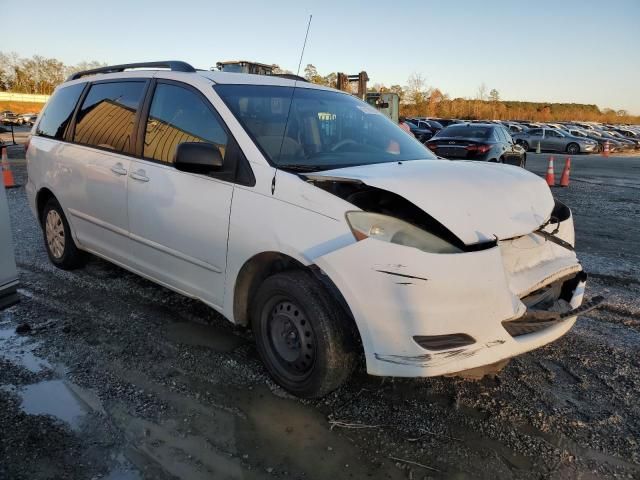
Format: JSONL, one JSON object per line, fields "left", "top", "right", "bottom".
{"left": 66, "top": 61, "right": 196, "bottom": 81}
{"left": 271, "top": 73, "right": 308, "bottom": 82}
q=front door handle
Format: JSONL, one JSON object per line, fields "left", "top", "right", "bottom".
{"left": 129, "top": 169, "right": 149, "bottom": 182}
{"left": 110, "top": 163, "right": 127, "bottom": 176}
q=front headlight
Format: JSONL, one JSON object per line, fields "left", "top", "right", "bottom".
{"left": 345, "top": 211, "right": 462, "bottom": 254}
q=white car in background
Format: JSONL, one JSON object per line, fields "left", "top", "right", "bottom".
{"left": 25, "top": 61, "right": 601, "bottom": 397}
{"left": 18, "top": 113, "right": 38, "bottom": 126}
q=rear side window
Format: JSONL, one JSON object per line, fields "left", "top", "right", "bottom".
{"left": 143, "top": 83, "right": 228, "bottom": 164}
{"left": 503, "top": 129, "right": 513, "bottom": 142}
{"left": 438, "top": 125, "right": 491, "bottom": 139}
{"left": 74, "top": 81, "right": 146, "bottom": 153}
{"left": 36, "top": 83, "right": 85, "bottom": 140}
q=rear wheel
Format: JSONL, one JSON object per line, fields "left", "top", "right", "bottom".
{"left": 251, "top": 270, "right": 358, "bottom": 398}
{"left": 41, "top": 198, "right": 85, "bottom": 270}
{"left": 566, "top": 143, "right": 580, "bottom": 155}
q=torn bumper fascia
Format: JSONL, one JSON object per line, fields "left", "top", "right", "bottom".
{"left": 314, "top": 219, "right": 586, "bottom": 378}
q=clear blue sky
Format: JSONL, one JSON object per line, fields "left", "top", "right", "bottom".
{"left": 4, "top": 0, "right": 640, "bottom": 113}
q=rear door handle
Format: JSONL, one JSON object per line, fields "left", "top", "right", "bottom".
{"left": 129, "top": 169, "right": 149, "bottom": 182}
{"left": 110, "top": 163, "right": 127, "bottom": 176}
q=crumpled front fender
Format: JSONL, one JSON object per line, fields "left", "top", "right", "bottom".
{"left": 314, "top": 233, "right": 583, "bottom": 377}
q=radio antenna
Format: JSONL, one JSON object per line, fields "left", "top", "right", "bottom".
{"left": 297, "top": 14, "right": 313, "bottom": 77}
{"left": 272, "top": 14, "right": 313, "bottom": 195}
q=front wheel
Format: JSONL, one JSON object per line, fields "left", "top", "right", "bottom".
{"left": 251, "top": 270, "right": 358, "bottom": 398}
{"left": 566, "top": 143, "right": 580, "bottom": 155}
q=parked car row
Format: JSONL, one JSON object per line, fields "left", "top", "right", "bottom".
{"left": 0, "top": 110, "right": 39, "bottom": 126}
{"left": 405, "top": 116, "right": 639, "bottom": 156}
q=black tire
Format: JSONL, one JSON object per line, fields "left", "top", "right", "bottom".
{"left": 566, "top": 143, "right": 580, "bottom": 155}
{"left": 41, "top": 197, "right": 85, "bottom": 270}
{"left": 251, "top": 270, "right": 358, "bottom": 398}
{"left": 519, "top": 140, "right": 529, "bottom": 151}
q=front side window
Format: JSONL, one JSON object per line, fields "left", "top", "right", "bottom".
{"left": 215, "top": 84, "right": 434, "bottom": 171}
{"left": 144, "top": 83, "right": 228, "bottom": 164}
{"left": 36, "top": 83, "right": 85, "bottom": 140}
{"left": 74, "top": 81, "right": 146, "bottom": 153}
{"left": 529, "top": 128, "right": 543, "bottom": 136}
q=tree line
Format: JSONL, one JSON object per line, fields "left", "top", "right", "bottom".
{"left": 1, "top": 55, "right": 637, "bottom": 124}
{"left": 304, "top": 66, "right": 639, "bottom": 124}
{"left": 0, "top": 52, "right": 105, "bottom": 95}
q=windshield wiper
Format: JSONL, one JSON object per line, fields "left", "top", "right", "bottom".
{"left": 278, "top": 164, "right": 321, "bottom": 172}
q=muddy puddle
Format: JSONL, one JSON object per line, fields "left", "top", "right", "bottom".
{"left": 0, "top": 320, "right": 105, "bottom": 433}
{"left": 0, "top": 325, "right": 52, "bottom": 373}
{"left": 15, "top": 379, "right": 89, "bottom": 429}
{"left": 165, "top": 320, "right": 246, "bottom": 352}
{"left": 109, "top": 372, "right": 406, "bottom": 479}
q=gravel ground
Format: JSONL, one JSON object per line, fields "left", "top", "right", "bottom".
{"left": 1, "top": 147, "right": 639, "bottom": 479}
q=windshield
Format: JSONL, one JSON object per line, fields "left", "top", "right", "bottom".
{"left": 215, "top": 84, "right": 435, "bottom": 171}
{"left": 434, "top": 125, "right": 492, "bottom": 139}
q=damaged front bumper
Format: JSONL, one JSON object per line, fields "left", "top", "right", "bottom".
{"left": 314, "top": 214, "right": 600, "bottom": 378}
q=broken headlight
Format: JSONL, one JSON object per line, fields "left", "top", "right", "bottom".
{"left": 345, "top": 211, "right": 462, "bottom": 254}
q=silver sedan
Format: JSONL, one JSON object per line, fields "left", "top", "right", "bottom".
{"left": 513, "top": 127, "right": 598, "bottom": 154}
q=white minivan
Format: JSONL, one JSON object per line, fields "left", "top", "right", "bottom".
{"left": 26, "top": 61, "right": 600, "bottom": 397}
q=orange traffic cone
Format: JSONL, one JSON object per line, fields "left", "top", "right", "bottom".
{"left": 559, "top": 157, "right": 571, "bottom": 187}
{"left": 545, "top": 156, "right": 555, "bottom": 187}
{"left": 603, "top": 141, "right": 610, "bottom": 158}
{"left": 1, "top": 147, "right": 18, "bottom": 188}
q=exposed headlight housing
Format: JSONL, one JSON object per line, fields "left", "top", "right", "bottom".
{"left": 345, "top": 211, "right": 462, "bottom": 254}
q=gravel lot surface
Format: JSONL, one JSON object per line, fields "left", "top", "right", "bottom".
{"left": 1, "top": 141, "right": 639, "bottom": 479}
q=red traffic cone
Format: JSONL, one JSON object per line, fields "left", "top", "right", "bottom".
{"left": 603, "top": 141, "right": 610, "bottom": 157}
{"left": 545, "top": 156, "right": 555, "bottom": 187}
{"left": 559, "top": 157, "right": 571, "bottom": 187}
{"left": 1, "top": 147, "right": 18, "bottom": 188}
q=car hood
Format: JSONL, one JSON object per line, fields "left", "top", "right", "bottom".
{"left": 310, "top": 160, "right": 554, "bottom": 245}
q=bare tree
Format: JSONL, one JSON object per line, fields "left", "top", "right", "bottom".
{"left": 406, "top": 72, "right": 428, "bottom": 105}
{"left": 489, "top": 88, "right": 500, "bottom": 102}
{"left": 476, "top": 82, "right": 488, "bottom": 101}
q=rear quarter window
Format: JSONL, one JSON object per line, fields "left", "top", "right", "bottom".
{"left": 36, "top": 83, "right": 85, "bottom": 140}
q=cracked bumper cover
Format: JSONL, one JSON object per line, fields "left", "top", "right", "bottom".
{"left": 314, "top": 222, "right": 591, "bottom": 377}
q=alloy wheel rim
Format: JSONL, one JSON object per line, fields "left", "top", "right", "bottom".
{"left": 45, "top": 210, "right": 65, "bottom": 259}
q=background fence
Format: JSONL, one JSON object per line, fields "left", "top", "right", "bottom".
{"left": 0, "top": 92, "right": 50, "bottom": 104}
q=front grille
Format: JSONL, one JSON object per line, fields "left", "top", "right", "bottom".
{"left": 502, "top": 318, "right": 559, "bottom": 337}
{"left": 503, "top": 274, "right": 575, "bottom": 338}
